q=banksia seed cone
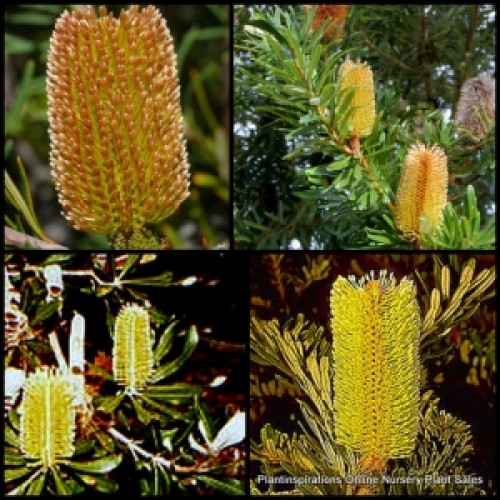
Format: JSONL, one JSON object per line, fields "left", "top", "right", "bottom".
{"left": 304, "top": 5, "right": 349, "bottom": 42}
{"left": 337, "top": 59, "right": 375, "bottom": 137}
{"left": 47, "top": 5, "right": 189, "bottom": 247}
{"left": 455, "top": 73, "right": 495, "bottom": 138}
{"left": 330, "top": 271, "right": 420, "bottom": 463}
{"left": 394, "top": 143, "right": 448, "bottom": 238}
{"left": 113, "top": 304, "right": 154, "bottom": 393}
{"left": 20, "top": 368, "right": 75, "bottom": 466}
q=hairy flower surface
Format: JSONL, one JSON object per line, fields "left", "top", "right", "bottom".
{"left": 330, "top": 271, "right": 420, "bottom": 461}
{"left": 394, "top": 143, "right": 448, "bottom": 238}
{"left": 337, "top": 59, "right": 375, "bottom": 137}
{"left": 20, "top": 368, "right": 75, "bottom": 467}
{"left": 455, "top": 73, "right": 495, "bottom": 138}
{"left": 304, "top": 4, "right": 349, "bottom": 41}
{"left": 113, "top": 304, "right": 154, "bottom": 393}
{"left": 47, "top": 5, "right": 189, "bottom": 243}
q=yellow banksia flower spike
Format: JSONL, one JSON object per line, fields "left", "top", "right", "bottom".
{"left": 20, "top": 368, "right": 76, "bottom": 467}
{"left": 47, "top": 5, "right": 190, "bottom": 248}
{"left": 113, "top": 304, "right": 154, "bottom": 394}
{"left": 394, "top": 143, "right": 448, "bottom": 239}
{"left": 304, "top": 5, "right": 349, "bottom": 42}
{"left": 337, "top": 59, "right": 376, "bottom": 138}
{"left": 330, "top": 271, "right": 420, "bottom": 465}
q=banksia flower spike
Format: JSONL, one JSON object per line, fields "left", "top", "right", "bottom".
{"left": 455, "top": 73, "right": 495, "bottom": 139}
{"left": 337, "top": 59, "right": 376, "bottom": 140}
{"left": 330, "top": 271, "right": 420, "bottom": 468}
{"left": 20, "top": 368, "right": 76, "bottom": 467}
{"left": 47, "top": 5, "right": 190, "bottom": 248}
{"left": 394, "top": 143, "right": 448, "bottom": 239}
{"left": 304, "top": 5, "right": 349, "bottom": 42}
{"left": 113, "top": 304, "right": 154, "bottom": 394}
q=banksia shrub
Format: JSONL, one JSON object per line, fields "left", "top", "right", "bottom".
{"left": 47, "top": 5, "right": 190, "bottom": 248}
{"left": 20, "top": 368, "right": 76, "bottom": 467}
{"left": 337, "top": 59, "right": 376, "bottom": 138}
{"left": 330, "top": 271, "right": 420, "bottom": 465}
{"left": 455, "top": 73, "right": 495, "bottom": 138}
{"left": 304, "top": 4, "right": 349, "bottom": 42}
{"left": 394, "top": 143, "right": 448, "bottom": 240}
{"left": 112, "top": 304, "right": 154, "bottom": 394}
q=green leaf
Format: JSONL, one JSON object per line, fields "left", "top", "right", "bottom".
{"left": 150, "top": 326, "right": 199, "bottom": 383}
{"left": 5, "top": 424, "right": 20, "bottom": 447}
{"left": 326, "top": 156, "right": 351, "bottom": 171}
{"left": 195, "top": 476, "right": 246, "bottom": 495}
{"left": 117, "top": 254, "right": 141, "bottom": 279}
{"left": 26, "top": 472, "right": 46, "bottom": 495}
{"left": 130, "top": 396, "right": 154, "bottom": 425}
{"left": 86, "top": 362, "right": 114, "bottom": 381}
{"left": 144, "top": 383, "right": 203, "bottom": 404}
{"left": 95, "top": 394, "right": 125, "bottom": 413}
{"left": 5, "top": 466, "right": 32, "bottom": 482}
{"left": 51, "top": 466, "right": 71, "bottom": 495}
{"left": 75, "top": 473, "right": 119, "bottom": 493}
{"left": 31, "top": 300, "right": 60, "bottom": 325}
{"left": 95, "top": 431, "right": 115, "bottom": 454}
{"left": 63, "top": 454, "right": 122, "bottom": 474}
{"left": 153, "top": 321, "right": 178, "bottom": 364}
{"left": 4, "top": 449, "right": 26, "bottom": 467}
{"left": 4, "top": 33, "right": 36, "bottom": 55}
{"left": 120, "top": 272, "right": 174, "bottom": 287}
{"left": 7, "top": 12, "right": 57, "bottom": 26}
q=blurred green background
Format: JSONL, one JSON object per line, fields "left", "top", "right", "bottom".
{"left": 5, "top": 4, "right": 229, "bottom": 249}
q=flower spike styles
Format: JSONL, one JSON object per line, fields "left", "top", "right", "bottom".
{"left": 337, "top": 59, "right": 376, "bottom": 139}
{"left": 20, "top": 368, "right": 76, "bottom": 467}
{"left": 304, "top": 5, "right": 349, "bottom": 42}
{"left": 394, "top": 143, "right": 448, "bottom": 240}
{"left": 47, "top": 5, "right": 190, "bottom": 248}
{"left": 112, "top": 304, "right": 154, "bottom": 394}
{"left": 330, "top": 271, "right": 420, "bottom": 466}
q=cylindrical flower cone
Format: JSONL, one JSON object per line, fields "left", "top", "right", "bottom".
{"left": 330, "top": 271, "right": 420, "bottom": 465}
{"left": 455, "top": 73, "right": 495, "bottom": 139}
{"left": 47, "top": 5, "right": 190, "bottom": 248}
{"left": 337, "top": 59, "right": 376, "bottom": 138}
{"left": 20, "top": 368, "right": 75, "bottom": 467}
{"left": 394, "top": 143, "right": 448, "bottom": 239}
{"left": 304, "top": 5, "right": 349, "bottom": 42}
{"left": 113, "top": 304, "right": 154, "bottom": 394}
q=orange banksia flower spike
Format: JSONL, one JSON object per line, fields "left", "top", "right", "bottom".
{"left": 304, "top": 5, "right": 349, "bottom": 42}
{"left": 47, "top": 5, "right": 190, "bottom": 248}
{"left": 455, "top": 73, "right": 495, "bottom": 139}
{"left": 337, "top": 59, "right": 376, "bottom": 146}
{"left": 394, "top": 143, "right": 448, "bottom": 240}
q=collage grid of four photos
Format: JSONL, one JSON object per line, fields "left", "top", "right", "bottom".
{"left": 4, "top": 4, "right": 496, "bottom": 497}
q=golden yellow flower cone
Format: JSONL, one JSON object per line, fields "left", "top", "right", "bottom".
{"left": 330, "top": 271, "right": 420, "bottom": 462}
{"left": 113, "top": 304, "right": 154, "bottom": 393}
{"left": 337, "top": 59, "right": 376, "bottom": 137}
{"left": 304, "top": 5, "right": 349, "bottom": 42}
{"left": 394, "top": 143, "right": 448, "bottom": 238}
{"left": 47, "top": 5, "right": 189, "bottom": 247}
{"left": 20, "top": 368, "right": 75, "bottom": 467}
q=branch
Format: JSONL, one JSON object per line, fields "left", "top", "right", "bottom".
{"left": 4, "top": 226, "right": 67, "bottom": 250}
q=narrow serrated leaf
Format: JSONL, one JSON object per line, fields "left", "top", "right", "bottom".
{"left": 63, "top": 454, "right": 122, "bottom": 474}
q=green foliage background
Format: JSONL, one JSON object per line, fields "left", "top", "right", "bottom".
{"left": 234, "top": 5, "right": 495, "bottom": 249}
{"left": 5, "top": 4, "right": 229, "bottom": 249}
